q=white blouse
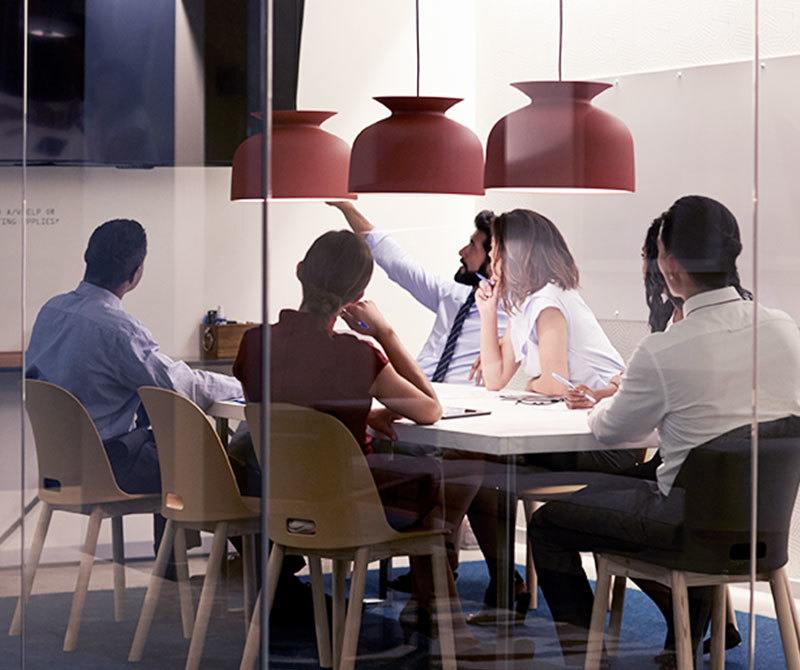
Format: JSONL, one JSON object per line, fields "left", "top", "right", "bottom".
{"left": 508, "top": 283, "right": 624, "bottom": 389}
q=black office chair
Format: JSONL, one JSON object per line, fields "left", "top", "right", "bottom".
{"left": 585, "top": 416, "right": 800, "bottom": 670}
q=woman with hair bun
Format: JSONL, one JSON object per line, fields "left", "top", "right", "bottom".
{"left": 234, "top": 229, "right": 484, "bottom": 652}
{"left": 530, "top": 195, "right": 800, "bottom": 664}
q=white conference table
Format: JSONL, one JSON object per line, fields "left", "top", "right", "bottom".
{"left": 209, "top": 382, "right": 653, "bottom": 455}
{"left": 208, "top": 383, "right": 657, "bottom": 613}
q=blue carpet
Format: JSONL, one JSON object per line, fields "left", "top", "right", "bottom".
{"left": 0, "top": 561, "right": 787, "bottom": 668}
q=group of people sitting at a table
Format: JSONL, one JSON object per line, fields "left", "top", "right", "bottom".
{"left": 24, "top": 194, "right": 800, "bottom": 666}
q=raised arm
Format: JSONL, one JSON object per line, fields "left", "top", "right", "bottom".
{"left": 476, "top": 279, "right": 519, "bottom": 390}
{"left": 341, "top": 300, "right": 441, "bottom": 424}
{"left": 327, "top": 201, "right": 450, "bottom": 313}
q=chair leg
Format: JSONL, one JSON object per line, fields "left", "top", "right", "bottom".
{"left": 174, "top": 526, "right": 195, "bottom": 639}
{"left": 432, "top": 539, "right": 457, "bottom": 670}
{"left": 781, "top": 567, "right": 800, "bottom": 647}
{"left": 129, "top": 519, "right": 178, "bottom": 661}
{"left": 238, "top": 540, "right": 284, "bottom": 670}
{"left": 242, "top": 534, "right": 256, "bottom": 631}
{"left": 670, "top": 571, "right": 693, "bottom": 670}
{"left": 340, "top": 547, "right": 369, "bottom": 670}
{"left": 265, "top": 543, "right": 285, "bottom": 611}
{"left": 771, "top": 568, "right": 800, "bottom": 670}
{"left": 111, "top": 515, "right": 125, "bottom": 622}
{"left": 63, "top": 507, "right": 104, "bottom": 651}
{"left": 607, "top": 575, "right": 627, "bottom": 658}
{"left": 332, "top": 559, "right": 349, "bottom": 670}
{"left": 239, "top": 591, "right": 261, "bottom": 670}
{"left": 9, "top": 501, "right": 52, "bottom": 635}
{"left": 585, "top": 556, "right": 611, "bottom": 670}
{"left": 310, "top": 556, "right": 333, "bottom": 668}
{"left": 523, "top": 499, "right": 538, "bottom": 609}
{"left": 186, "top": 522, "right": 229, "bottom": 670}
{"left": 725, "top": 586, "right": 740, "bottom": 635}
{"left": 710, "top": 584, "right": 726, "bottom": 670}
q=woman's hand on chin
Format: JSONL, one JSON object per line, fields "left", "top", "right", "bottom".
{"left": 475, "top": 278, "right": 499, "bottom": 318}
{"left": 341, "top": 300, "right": 392, "bottom": 340}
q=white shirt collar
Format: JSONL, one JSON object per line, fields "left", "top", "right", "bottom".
{"left": 683, "top": 286, "right": 742, "bottom": 318}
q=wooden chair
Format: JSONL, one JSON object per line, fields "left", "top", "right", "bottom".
{"left": 239, "top": 403, "right": 456, "bottom": 670}
{"left": 9, "top": 379, "right": 160, "bottom": 651}
{"left": 585, "top": 421, "right": 800, "bottom": 670}
{"left": 129, "top": 387, "right": 259, "bottom": 670}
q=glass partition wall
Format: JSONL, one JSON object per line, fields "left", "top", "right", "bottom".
{"left": 3, "top": 1, "right": 799, "bottom": 669}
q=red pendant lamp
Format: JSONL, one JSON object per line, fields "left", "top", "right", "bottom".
{"left": 348, "top": 0, "right": 484, "bottom": 195}
{"left": 231, "top": 111, "right": 356, "bottom": 201}
{"left": 484, "top": 0, "right": 635, "bottom": 193}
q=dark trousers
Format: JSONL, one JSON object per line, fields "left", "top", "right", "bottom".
{"left": 104, "top": 428, "right": 198, "bottom": 572}
{"left": 466, "top": 448, "right": 642, "bottom": 604}
{"left": 529, "top": 473, "right": 712, "bottom": 663}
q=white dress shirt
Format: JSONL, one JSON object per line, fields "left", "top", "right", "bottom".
{"left": 365, "top": 230, "right": 507, "bottom": 384}
{"left": 589, "top": 286, "right": 800, "bottom": 495}
{"left": 509, "top": 283, "right": 625, "bottom": 389}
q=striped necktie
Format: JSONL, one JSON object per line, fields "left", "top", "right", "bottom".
{"left": 432, "top": 290, "right": 476, "bottom": 383}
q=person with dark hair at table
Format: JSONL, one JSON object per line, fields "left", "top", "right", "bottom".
{"left": 26, "top": 219, "right": 242, "bottom": 567}
{"left": 234, "top": 230, "right": 487, "bottom": 653}
{"left": 530, "top": 196, "right": 800, "bottom": 665}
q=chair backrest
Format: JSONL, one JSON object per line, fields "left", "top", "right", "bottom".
{"left": 139, "top": 387, "right": 253, "bottom": 523}
{"left": 246, "top": 402, "right": 400, "bottom": 550}
{"left": 598, "top": 318, "right": 649, "bottom": 363}
{"left": 25, "top": 379, "right": 129, "bottom": 505}
{"left": 665, "top": 416, "right": 800, "bottom": 574}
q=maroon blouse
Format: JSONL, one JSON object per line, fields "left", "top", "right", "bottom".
{"left": 233, "top": 310, "right": 388, "bottom": 449}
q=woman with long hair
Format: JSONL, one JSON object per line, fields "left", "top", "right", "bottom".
{"left": 565, "top": 212, "right": 754, "bottom": 409}
{"left": 476, "top": 209, "right": 624, "bottom": 395}
{"left": 531, "top": 195, "right": 800, "bottom": 664}
{"left": 234, "top": 230, "right": 483, "bottom": 652}
{"left": 466, "top": 209, "right": 633, "bottom": 625}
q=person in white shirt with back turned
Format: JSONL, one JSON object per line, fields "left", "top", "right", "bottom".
{"left": 529, "top": 195, "right": 800, "bottom": 665}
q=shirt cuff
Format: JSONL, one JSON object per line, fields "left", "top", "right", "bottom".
{"left": 587, "top": 395, "right": 612, "bottom": 433}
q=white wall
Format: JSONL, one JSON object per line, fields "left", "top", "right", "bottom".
{"left": 1, "top": 0, "right": 800, "bottom": 568}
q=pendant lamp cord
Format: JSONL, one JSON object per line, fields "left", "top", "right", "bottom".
{"left": 558, "top": 0, "right": 563, "bottom": 81}
{"left": 415, "top": 0, "right": 421, "bottom": 96}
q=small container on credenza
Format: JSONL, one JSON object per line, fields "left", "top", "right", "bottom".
{"left": 200, "top": 321, "right": 257, "bottom": 360}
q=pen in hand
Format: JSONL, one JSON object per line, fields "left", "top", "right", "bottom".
{"left": 551, "top": 372, "right": 597, "bottom": 404}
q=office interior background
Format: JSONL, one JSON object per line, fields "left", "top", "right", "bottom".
{"left": 1, "top": 0, "right": 800, "bottom": 667}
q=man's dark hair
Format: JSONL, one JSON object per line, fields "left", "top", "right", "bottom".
{"left": 474, "top": 210, "right": 494, "bottom": 254}
{"left": 84, "top": 219, "right": 147, "bottom": 291}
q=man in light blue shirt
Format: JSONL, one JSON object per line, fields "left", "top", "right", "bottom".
{"left": 26, "top": 218, "right": 243, "bottom": 494}
{"left": 328, "top": 202, "right": 506, "bottom": 383}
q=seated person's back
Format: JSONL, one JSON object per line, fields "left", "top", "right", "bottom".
{"left": 234, "top": 229, "right": 441, "bottom": 449}
{"left": 26, "top": 218, "right": 242, "bottom": 492}
{"left": 235, "top": 311, "right": 387, "bottom": 449}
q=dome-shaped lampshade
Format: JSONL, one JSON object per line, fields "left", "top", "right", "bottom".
{"left": 348, "top": 97, "right": 484, "bottom": 195}
{"left": 485, "top": 81, "right": 635, "bottom": 193}
{"left": 231, "top": 110, "right": 356, "bottom": 201}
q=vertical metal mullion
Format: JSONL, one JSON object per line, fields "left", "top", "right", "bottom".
{"left": 747, "top": 0, "right": 760, "bottom": 668}
{"left": 259, "top": 0, "right": 273, "bottom": 666}
{"left": 19, "top": 1, "right": 29, "bottom": 666}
